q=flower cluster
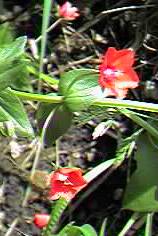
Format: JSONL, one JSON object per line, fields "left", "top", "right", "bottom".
{"left": 34, "top": 167, "right": 87, "bottom": 228}
{"left": 58, "top": 1, "right": 80, "bottom": 21}
{"left": 98, "top": 47, "right": 139, "bottom": 98}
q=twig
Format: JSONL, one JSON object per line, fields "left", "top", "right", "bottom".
{"left": 7, "top": 225, "right": 31, "bottom": 236}
{"left": 55, "top": 138, "right": 60, "bottom": 167}
{"left": 22, "top": 140, "right": 42, "bottom": 207}
{"left": 21, "top": 144, "right": 37, "bottom": 168}
{"left": 78, "top": 5, "right": 156, "bottom": 33}
{"left": 5, "top": 218, "right": 19, "bottom": 236}
{"left": 35, "top": 18, "right": 63, "bottom": 43}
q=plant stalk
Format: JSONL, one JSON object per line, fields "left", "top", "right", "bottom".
{"left": 11, "top": 89, "right": 158, "bottom": 114}
{"left": 118, "top": 213, "right": 141, "bottom": 236}
{"left": 145, "top": 213, "right": 154, "bottom": 236}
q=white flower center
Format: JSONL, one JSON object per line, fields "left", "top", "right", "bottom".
{"left": 103, "top": 68, "right": 114, "bottom": 76}
{"left": 103, "top": 68, "right": 123, "bottom": 77}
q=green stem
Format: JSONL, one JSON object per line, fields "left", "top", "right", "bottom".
{"left": 38, "top": 0, "right": 52, "bottom": 92}
{"left": 10, "top": 89, "right": 158, "bottom": 114}
{"left": 11, "top": 89, "right": 63, "bottom": 103}
{"left": 94, "top": 98, "right": 158, "bottom": 113}
{"left": 145, "top": 213, "right": 154, "bottom": 236}
{"left": 118, "top": 213, "right": 141, "bottom": 236}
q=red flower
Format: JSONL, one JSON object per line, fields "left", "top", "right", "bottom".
{"left": 58, "top": 1, "right": 80, "bottom": 20}
{"left": 48, "top": 168, "right": 87, "bottom": 201}
{"left": 98, "top": 47, "right": 139, "bottom": 98}
{"left": 33, "top": 213, "right": 50, "bottom": 229}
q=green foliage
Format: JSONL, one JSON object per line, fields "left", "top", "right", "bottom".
{"left": 37, "top": 102, "right": 73, "bottom": 146}
{"left": 0, "top": 88, "right": 33, "bottom": 137}
{"left": 59, "top": 69, "right": 100, "bottom": 112}
{"left": 59, "top": 224, "right": 98, "bottom": 236}
{"left": 99, "top": 218, "right": 107, "bottom": 236}
{"left": 123, "top": 132, "right": 158, "bottom": 212}
{"left": 0, "top": 23, "right": 14, "bottom": 45}
{"left": 0, "top": 36, "right": 32, "bottom": 92}
{"left": 0, "top": 36, "right": 26, "bottom": 59}
{"left": 39, "top": 0, "right": 52, "bottom": 89}
{"left": 115, "top": 129, "right": 142, "bottom": 163}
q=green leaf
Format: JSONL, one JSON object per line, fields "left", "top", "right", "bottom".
{"left": 0, "top": 36, "right": 28, "bottom": 91}
{"left": 0, "top": 61, "right": 29, "bottom": 91}
{"left": 59, "top": 226, "right": 83, "bottom": 236}
{"left": 0, "top": 23, "right": 14, "bottom": 46}
{"left": 0, "top": 88, "right": 33, "bottom": 137}
{"left": 59, "top": 69, "right": 100, "bottom": 112}
{"left": 37, "top": 99, "right": 58, "bottom": 132}
{"left": 123, "top": 132, "right": 158, "bottom": 212}
{"left": 80, "top": 224, "right": 98, "bottom": 236}
{"left": 99, "top": 219, "right": 107, "bottom": 236}
{"left": 59, "top": 224, "right": 97, "bottom": 236}
{"left": 10, "top": 58, "right": 33, "bottom": 92}
{"left": 0, "top": 36, "right": 27, "bottom": 60}
{"left": 38, "top": 103, "right": 73, "bottom": 146}
{"left": 115, "top": 129, "right": 142, "bottom": 163}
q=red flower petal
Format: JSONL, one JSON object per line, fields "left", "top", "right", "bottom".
{"left": 34, "top": 214, "right": 50, "bottom": 228}
{"left": 101, "top": 48, "right": 135, "bottom": 70}
{"left": 114, "top": 69, "right": 139, "bottom": 89}
{"left": 48, "top": 167, "right": 87, "bottom": 201}
{"left": 112, "top": 49, "right": 135, "bottom": 69}
{"left": 101, "top": 47, "right": 118, "bottom": 66}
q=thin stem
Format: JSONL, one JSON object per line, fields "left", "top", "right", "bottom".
{"left": 145, "top": 213, "right": 154, "bottom": 236}
{"left": 118, "top": 213, "right": 141, "bottom": 236}
{"left": 38, "top": 0, "right": 52, "bottom": 92}
{"left": 55, "top": 138, "right": 60, "bottom": 167}
{"left": 35, "top": 18, "right": 63, "bottom": 43}
{"left": 22, "top": 140, "right": 42, "bottom": 207}
{"left": 79, "top": 4, "right": 156, "bottom": 33}
{"left": 94, "top": 98, "right": 158, "bottom": 113}
{"left": 124, "top": 215, "right": 146, "bottom": 236}
{"left": 5, "top": 218, "right": 19, "bottom": 236}
{"left": 11, "top": 89, "right": 63, "bottom": 103}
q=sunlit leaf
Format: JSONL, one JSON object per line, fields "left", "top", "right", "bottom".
{"left": 0, "top": 23, "right": 14, "bottom": 45}
{"left": 0, "top": 36, "right": 29, "bottom": 91}
{"left": 59, "top": 69, "right": 100, "bottom": 112}
{"left": 0, "top": 88, "right": 33, "bottom": 137}
{"left": 123, "top": 132, "right": 158, "bottom": 212}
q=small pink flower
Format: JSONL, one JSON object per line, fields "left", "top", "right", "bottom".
{"left": 48, "top": 168, "right": 87, "bottom": 201}
{"left": 58, "top": 1, "right": 80, "bottom": 20}
{"left": 99, "top": 47, "right": 139, "bottom": 98}
{"left": 33, "top": 213, "right": 50, "bottom": 229}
